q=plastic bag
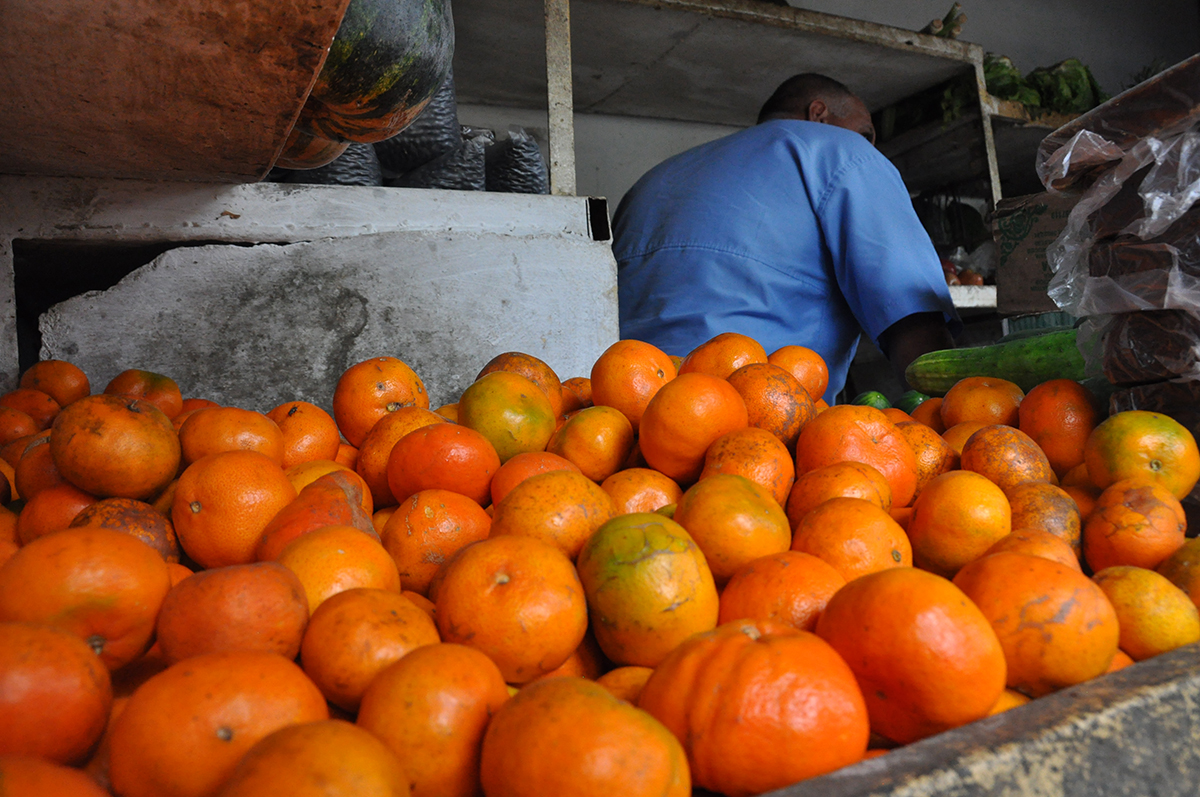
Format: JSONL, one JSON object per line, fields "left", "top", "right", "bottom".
{"left": 373, "top": 68, "right": 461, "bottom": 177}
{"left": 485, "top": 127, "right": 550, "bottom": 194}
{"left": 1037, "top": 54, "right": 1200, "bottom": 191}
{"left": 1080, "top": 310, "right": 1200, "bottom": 386}
{"left": 282, "top": 143, "right": 383, "bottom": 187}
{"left": 1045, "top": 124, "right": 1200, "bottom": 317}
{"left": 389, "top": 126, "right": 493, "bottom": 191}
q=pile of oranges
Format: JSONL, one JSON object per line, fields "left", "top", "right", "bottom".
{"left": 1, "top": 331, "right": 1199, "bottom": 797}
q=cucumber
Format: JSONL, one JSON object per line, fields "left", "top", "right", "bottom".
{"left": 905, "top": 328, "right": 1088, "bottom": 396}
{"left": 894, "top": 390, "right": 931, "bottom": 414}
{"left": 851, "top": 390, "right": 891, "bottom": 409}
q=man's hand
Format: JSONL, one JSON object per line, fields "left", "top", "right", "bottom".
{"left": 878, "top": 312, "right": 955, "bottom": 390}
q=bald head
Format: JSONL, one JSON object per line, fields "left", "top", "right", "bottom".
{"left": 757, "top": 73, "right": 876, "bottom": 144}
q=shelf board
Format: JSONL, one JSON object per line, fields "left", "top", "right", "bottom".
{"left": 949, "top": 284, "right": 997, "bottom": 311}
{"left": 453, "top": 0, "right": 983, "bottom": 127}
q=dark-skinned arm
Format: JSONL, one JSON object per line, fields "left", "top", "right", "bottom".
{"left": 877, "top": 311, "right": 956, "bottom": 390}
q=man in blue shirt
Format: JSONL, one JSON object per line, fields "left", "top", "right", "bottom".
{"left": 612, "top": 74, "right": 959, "bottom": 404}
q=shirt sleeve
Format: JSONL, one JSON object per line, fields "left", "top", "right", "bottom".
{"left": 813, "top": 144, "right": 962, "bottom": 345}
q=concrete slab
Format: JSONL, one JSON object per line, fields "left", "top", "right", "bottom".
{"left": 0, "top": 177, "right": 618, "bottom": 409}
{"left": 767, "top": 642, "right": 1200, "bottom": 797}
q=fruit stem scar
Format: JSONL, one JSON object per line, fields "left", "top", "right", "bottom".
{"left": 190, "top": 501, "right": 202, "bottom": 513}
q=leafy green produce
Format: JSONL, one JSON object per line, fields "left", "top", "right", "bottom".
{"left": 1025, "top": 59, "right": 1108, "bottom": 116}
{"left": 983, "top": 54, "right": 1041, "bottom": 108}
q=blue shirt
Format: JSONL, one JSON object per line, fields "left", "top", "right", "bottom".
{"left": 612, "top": 120, "right": 959, "bottom": 403}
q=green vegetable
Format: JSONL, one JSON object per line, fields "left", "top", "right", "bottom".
{"left": 983, "top": 53, "right": 1041, "bottom": 108}
{"left": 1025, "top": 59, "right": 1108, "bottom": 116}
{"left": 895, "top": 390, "right": 931, "bottom": 414}
{"left": 904, "top": 329, "right": 1088, "bottom": 396}
{"left": 851, "top": 391, "right": 891, "bottom": 410}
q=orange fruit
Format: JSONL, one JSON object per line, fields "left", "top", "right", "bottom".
{"left": 457, "top": 371, "right": 557, "bottom": 464}
{"left": 482, "top": 676, "right": 690, "bottom": 797}
{"left": 335, "top": 442, "right": 359, "bottom": 469}
{"left": 1005, "top": 480, "right": 1083, "bottom": 556}
{"left": 791, "top": 496, "right": 913, "bottom": 582}
{"left": 107, "top": 652, "right": 329, "bottom": 797}
{"left": 0, "top": 754, "right": 113, "bottom": 796}
{"left": 767, "top": 344, "right": 829, "bottom": 404}
{"left": 532, "top": 631, "right": 611, "bottom": 681}
{"left": 815, "top": 567, "right": 1007, "bottom": 744}
{"left": 561, "top": 376, "right": 593, "bottom": 415}
{"left": 373, "top": 505, "right": 398, "bottom": 537}
{"left": 386, "top": 422, "right": 501, "bottom": 507}
{"left": 0, "top": 387, "right": 61, "bottom": 430}
{"left": 1083, "top": 478, "right": 1187, "bottom": 572}
{"left": 275, "top": 525, "right": 402, "bottom": 614}
{"left": 1061, "top": 461, "right": 1097, "bottom": 489}
{"left": 488, "top": 469, "right": 616, "bottom": 561}
{"left": 678, "top": 331, "right": 767, "bottom": 380}
{"left": 285, "top": 458, "right": 350, "bottom": 494}
{"left": 546, "top": 405, "right": 636, "bottom": 483}
{"left": 0, "top": 527, "right": 171, "bottom": 669}
{"left": 599, "top": 467, "right": 683, "bottom": 514}
{"left": 909, "top": 396, "right": 946, "bottom": 433}
{"left": 1083, "top": 410, "right": 1200, "bottom": 499}
{"left": 794, "top": 404, "right": 918, "bottom": 507}
{"left": 255, "top": 469, "right": 377, "bottom": 561}
{"left": 1018, "top": 379, "right": 1100, "bottom": 478}
{"left": 9, "top": 430, "right": 62, "bottom": 503}
{"left": 103, "top": 369, "right": 183, "bottom": 419}
{"left": 1063, "top": 484, "right": 1100, "bottom": 523}
{"left": 589, "top": 339, "right": 677, "bottom": 433}
{"left": 154, "top": 561, "right": 310, "bottom": 664}
{"left": 19, "top": 359, "right": 91, "bottom": 408}
{"left": 1108, "top": 649, "right": 1136, "bottom": 672}
{"left": 69, "top": 496, "right": 182, "bottom": 563}
{"left": 907, "top": 470, "right": 1011, "bottom": 578}
{"left": 1157, "top": 538, "right": 1200, "bottom": 608}
{"left": 638, "top": 372, "right": 748, "bottom": 483}
{"left": 939, "top": 376, "right": 1024, "bottom": 428}
{"left": 941, "top": 420, "right": 988, "bottom": 455}
{"left": 893, "top": 420, "right": 957, "bottom": 500}
{"left": 218, "top": 719, "right": 411, "bottom": 797}
{"left": 488, "top": 450, "right": 581, "bottom": 506}
{"left": 959, "top": 424, "right": 1055, "bottom": 493}
{"left": 698, "top": 426, "right": 795, "bottom": 506}
{"left": 637, "top": 620, "right": 866, "bottom": 795}
{"left": 300, "top": 588, "right": 440, "bottom": 711}
{"left": 987, "top": 689, "right": 1032, "bottom": 716}
{"left": 672, "top": 473, "right": 791, "bottom": 585}
{"left": 0, "top": 407, "right": 38, "bottom": 448}
{"left": 176, "top": 406, "right": 285, "bottom": 466}
{"left": 476, "top": 351, "right": 565, "bottom": 419}
{"left": 381, "top": 489, "right": 492, "bottom": 596}
{"left": 50, "top": 394, "right": 181, "bottom": 500}
{"left": 264, "top": 400, "right": 342, "bottom": 469}
{"left": 1092, "top": 565, "right": 1200, "bottom": 661}
{"left": 434, "top": 535, "right": 588, "bottom": 684}
{"left": 332, "top": 356, "right": 429, "bottom": 448}
{"left": 717, "top": 550, "right": 845, "bottom": 631}
{"left": 357, "top": 643, "right": 509, "bottom": 797}
{"left": 172, "top": 450, "right": 297, "bottom": 568}
{"left": 15, "top": 481, "right": 96, "bottom": 545}
{"left": 354, "top": 406, "right": 446, "bottom": 507}
{"left": 180, "top": 397, "right": 221, "bottom": 413}
{"left": 595, "top": 665, "right": 655, "bottom": 704}
{"left": 981, "top": 528, "right": 1082, "bottom": 571}
{"left": 576, "top": 512, "right": 719, "bottom": 667}
{"left": 725, "top": 362, "right": 817, "bottom": 452}
{"left": 953, "top": 551, "right": 1120, "bottom": 696}
{"left": 784, "top": 460, "right": 892, "bottom": 529}
{"left": 0, "top": 621, "right": 113, "bottom": 764}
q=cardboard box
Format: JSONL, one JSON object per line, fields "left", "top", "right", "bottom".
{"left": 992, "top": 191, "right": 1080, "bottom": 316}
